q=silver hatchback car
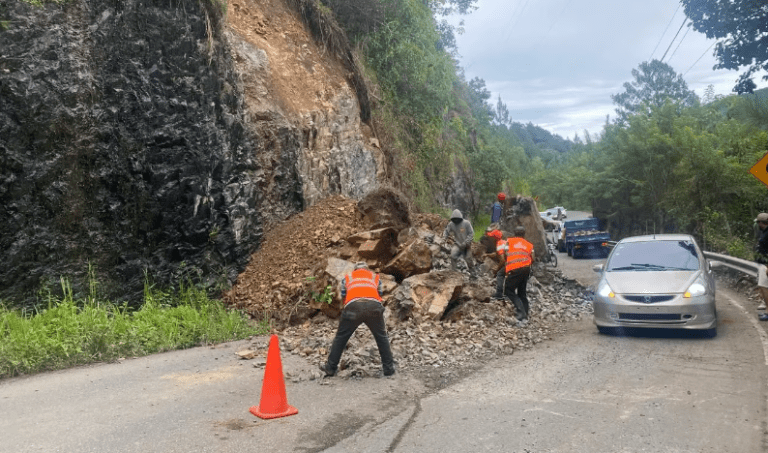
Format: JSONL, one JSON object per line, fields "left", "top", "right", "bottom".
{"left": 592, "top": 234, "right": 717, "bottom": 336}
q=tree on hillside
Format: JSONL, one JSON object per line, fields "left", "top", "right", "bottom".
{"left": 320, "top": 0, "right": 393, "bottom": 38}
{"left": 703, "top": 84, "right": 715, "bottom": 104}
{"left": 611, "top": 59, "right": 699, "bottom": 123}
{"left": 734, "top": 77, "right": 757, "bottom": 95}
{"left": 681, "top": 0, "right": 768, "bottom": 94}
{"left": 426, "top": 0, "right": 478, "bottom": 16}
{"left": 427, "top": 0, "right": 479, "bottom": 54}
{"left": 495, "top": 95, "right": 510, "bottom": 127}
{"left": 465, "top": 77, "right": 494, "bottom": 125}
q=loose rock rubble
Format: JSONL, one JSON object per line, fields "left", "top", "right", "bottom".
{"left": 224, "top": 190, "right": 594, "bottom": 383}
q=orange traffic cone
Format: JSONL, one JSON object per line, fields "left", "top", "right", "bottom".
{"left": 249, "top": 334, "right": 299, "bottom": 419}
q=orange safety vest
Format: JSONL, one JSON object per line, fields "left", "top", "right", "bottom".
{"left": 496, "top": 238, "right": 507, "bottom": 257}
{"left": 504, "top": 237, "right": 533, "bottom": 273}
{"left": 343, "top": 269, "right": 382, "bottom": 305}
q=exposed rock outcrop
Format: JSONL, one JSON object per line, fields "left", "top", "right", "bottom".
{"left": 0, "top": 0, "right": 383, "bottom": 304}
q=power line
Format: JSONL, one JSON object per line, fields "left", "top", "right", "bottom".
{"left": 545, "top": 0, "right": 574, "bottom": 35}
{"left": 649, "top": 3, "right": 681, "bottom": 61}
{"left": 666, "top": 24, "right": 691, "bottom": 63}
{"left": 684, "top": 42, "right": 716, "bottom": 76}
{"left": 660, "top": 18, "right": 688, "bottom": 62}
{"left": 511, "top": 0, "right": 532, "bottom": 30}
{"left": 501, "top": 0, "right": 531, "bottom": 43}
{"left": 501, "top": 0, "right": 526, "bottom": 38}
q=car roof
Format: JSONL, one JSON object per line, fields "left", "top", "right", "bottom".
{"left": 617, "top": 234, "right": 696, "bottom": 244}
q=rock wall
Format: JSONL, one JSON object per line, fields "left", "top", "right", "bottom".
{"left": 436, "top": 156, "right": 476, "bottom": 216}
{"left": 0, "top": 0, "right": 383, "bottom": 304}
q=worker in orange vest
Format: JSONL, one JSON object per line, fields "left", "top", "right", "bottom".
{"left": 500, "top": 226, "right": 535, "bottom": 323}
{"left": 320, "top": 262, "right": 395, "bottom": 377}
{"left": 485, "top": 228, "right": 506, "bottom": 299}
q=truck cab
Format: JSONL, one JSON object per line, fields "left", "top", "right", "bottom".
{"left": 560, "top": 218, "right": 611, "bottom": 258}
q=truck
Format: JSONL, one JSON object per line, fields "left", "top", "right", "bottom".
{"left": 558, "top": 218, "right": 611, "bottom": 259}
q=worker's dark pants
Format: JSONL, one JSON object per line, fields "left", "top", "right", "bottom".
{"left": 326, "top": 299, "right": 394, "bottom": 374}
{"left": 504, "top": 267, "right": 531, "bottom": 320}
{"left": 494, "top": 268, "right": 505, "bottom": 297}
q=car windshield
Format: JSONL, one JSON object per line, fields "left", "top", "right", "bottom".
{"left": 606, "top": 240, "right": 700, "bottom": 272}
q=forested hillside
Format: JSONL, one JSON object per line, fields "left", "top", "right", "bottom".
{"left": 532, "top": 87, "right": 768, "bottom": 257}
{"left": 318, "top": 0, "right": 573, "bottom": 212}
{"left": 324, "top": 0, "right": 767, "bottom": 258}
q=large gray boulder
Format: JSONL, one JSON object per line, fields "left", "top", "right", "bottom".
{"left": 390, "top": 270, "right": 464, "bottom": 321}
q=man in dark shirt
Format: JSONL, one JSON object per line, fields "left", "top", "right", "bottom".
{"left": 755, "top": 213, "right": 768, "bottom": 320}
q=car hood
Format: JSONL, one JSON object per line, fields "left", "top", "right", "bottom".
{"left": 603, "top": 270, "right": 699, "bottom": 294}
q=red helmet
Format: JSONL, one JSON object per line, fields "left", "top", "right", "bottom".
{"left": 487, "top": 229, "right": 502, "bottom": 240}
{"left": 497, "top": 192, "right": 506, "bottom": 201}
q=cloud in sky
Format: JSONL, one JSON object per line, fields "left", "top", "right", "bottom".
{"left": 449, "top": 0, "right": 767, "bottom": 140}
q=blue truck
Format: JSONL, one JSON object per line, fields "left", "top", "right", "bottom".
{"left": 558, "top": 218, "right": 611, "bottom": 259}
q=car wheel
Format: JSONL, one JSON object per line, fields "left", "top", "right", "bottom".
{"left": 597, "top": 326, "right": 613, "bottom": 335}
{"left": 703, "top": 327, "right": 717, "bottom": 338}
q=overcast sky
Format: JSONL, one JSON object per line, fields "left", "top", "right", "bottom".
{"left": 449, "top": 0, "right": 768, "bottom": 141}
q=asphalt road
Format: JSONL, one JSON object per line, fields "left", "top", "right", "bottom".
{"left": 3, "top": 213, "right": 768, "bottom": 452}
{"left": 383, "top": 286, "right": 767, "bottom": 452}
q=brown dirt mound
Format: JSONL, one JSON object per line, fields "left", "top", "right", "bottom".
{"left": 223, "top": 195, "right": 364, "bottom": 323}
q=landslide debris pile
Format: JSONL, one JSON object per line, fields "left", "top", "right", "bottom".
{"left": 224, "top": 189, "right": 593, "bottom": 380}
{"left": 224, "top": 194, "right": 365, "bottom": 322}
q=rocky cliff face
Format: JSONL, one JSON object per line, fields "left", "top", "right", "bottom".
{"left": 0, "top": 0, "right": 384, "bottom": 304}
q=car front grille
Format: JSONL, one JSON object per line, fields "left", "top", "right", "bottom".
{"left": 618, "top": 313, "right": 682, "bottom": 321}
{"left": 623, "top": 295, "right": 675, "bottom": 304}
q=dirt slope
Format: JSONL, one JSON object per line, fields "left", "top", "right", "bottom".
{"left": 224, "top": 195, "right": 364, "bottom": 323}
{"left": 227, "top": 0, "right": 347, "bottom": 116}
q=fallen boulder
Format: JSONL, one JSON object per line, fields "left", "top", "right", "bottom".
{"left": 357, "top": 187, "right": 411, "bottom": 231}
{"left": 391, "top": 270, "right": 464, "bottom": 320}
{"left": 382, "top": 239, "right": 432, "bottom": 281}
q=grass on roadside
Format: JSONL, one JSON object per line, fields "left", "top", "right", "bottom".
{"left": 0, "top": 277, "right": 266, "bottom": 380}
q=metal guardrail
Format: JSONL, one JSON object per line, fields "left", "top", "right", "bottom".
{"left": 604, "top": 242, "right": 758, "bottom": 278}
{"left": 703, "top": 251, "right": 759, "bottom": 279}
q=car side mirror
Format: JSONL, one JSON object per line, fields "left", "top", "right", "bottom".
{"left": 708, "top": 260, "right": 723, "bottom": 271}
{"left": 593, "top": 264, "right": 604, "bottom": 273}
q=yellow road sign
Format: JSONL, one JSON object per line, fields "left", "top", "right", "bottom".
{"left": 750, "top": 152, "right": 768, "bottom": 188}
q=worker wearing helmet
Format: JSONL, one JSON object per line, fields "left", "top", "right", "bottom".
{"left": 491, "top": 193, "right": 505, "bottom": 224}
{"left": 442, "top": 209, "right": 476, "bottom": 277}
{"left": 485, "top": 228, "right": 506, "bottom": 299}
{"left": 498, "top": 225, "right": 534, "bottom": 323}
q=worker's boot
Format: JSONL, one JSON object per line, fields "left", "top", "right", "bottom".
{"left": 319, "top": 363, "right": 337, "bottom": 377}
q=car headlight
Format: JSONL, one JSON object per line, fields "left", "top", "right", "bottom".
{"left": 597, "top": 281, "right": 615, "bottom": 298}
{"left": 684, "top": 276, "right": 707, "bottom": 298}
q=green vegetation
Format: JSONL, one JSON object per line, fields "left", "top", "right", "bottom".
{"left": 313, "top": 285, "right": 335, "bottom": 305}
{"left": 682, "top": 0, "right": 768, "bottom": 94}
{"left": 472, "top": 213, "right": 491, "bottom": 241}
{"left": 320, "top": 0, "right": 562, "bottom": 213}
{"left": 317, "top": 0, "right": 767, "bottom": 263}
{"left": 532, "top": 87, "right": 768, "bottom": 260}
{"left": 0, "top": 276, "right": 265, "bottom": 379}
